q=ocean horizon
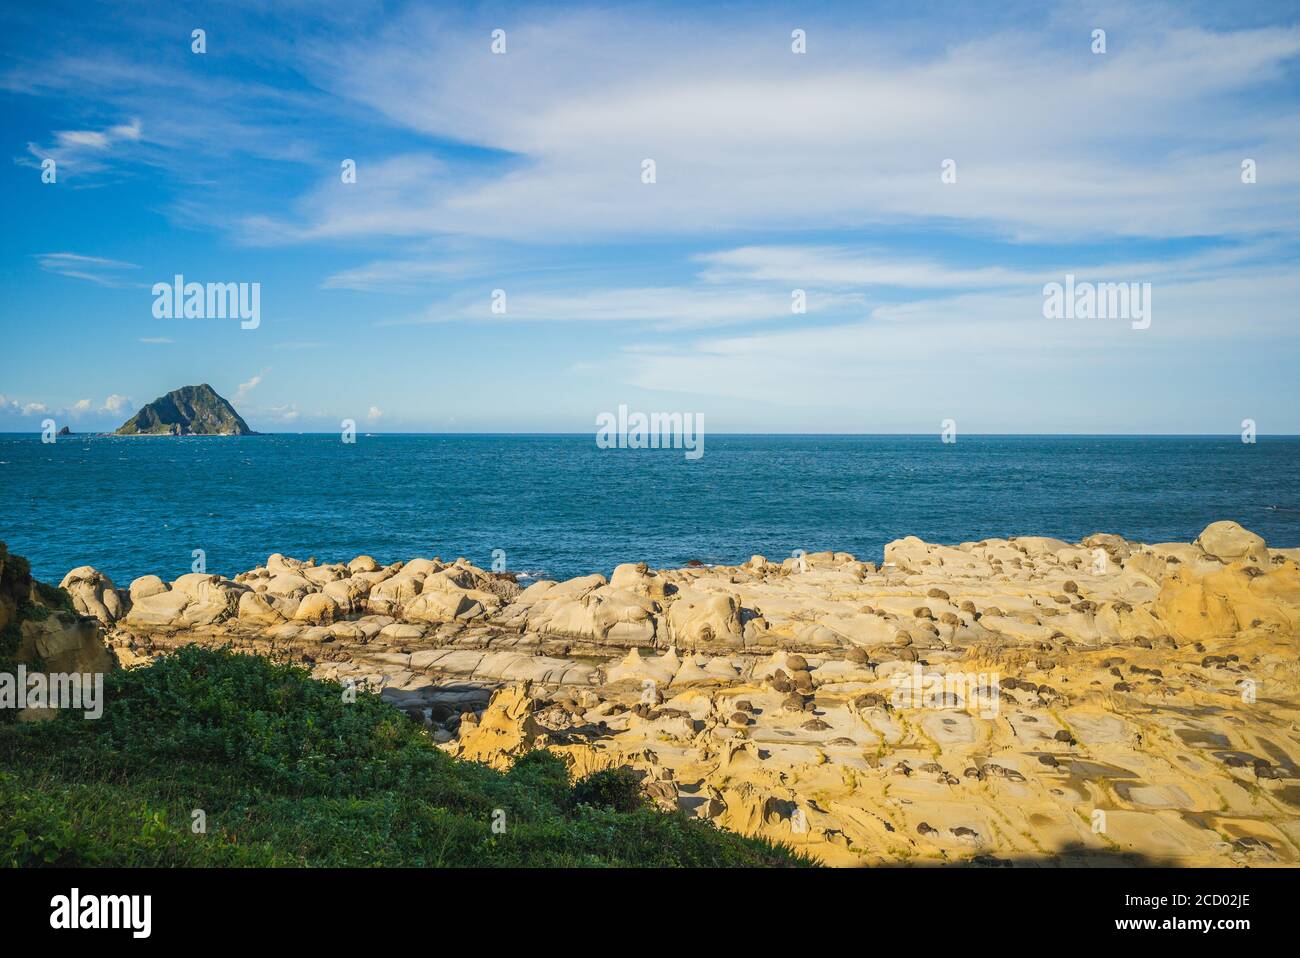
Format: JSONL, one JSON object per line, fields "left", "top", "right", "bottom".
{"left": 4, "top": 432, "right": 1297, "bottom": 587}
{"left": 8, "top": 432, "right": 1300, "bottom": 437}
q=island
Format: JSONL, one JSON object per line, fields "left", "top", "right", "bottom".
{"left": 114, "top": 383, "right": 255, "bottom": 436}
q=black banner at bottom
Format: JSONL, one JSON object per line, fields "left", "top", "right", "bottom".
{"left": 0, "top": 866, "right": 1284, "bottom": 943}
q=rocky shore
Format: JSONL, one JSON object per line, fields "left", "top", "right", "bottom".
{"left": 56, "top": 521, "right": 1300, "bottom": 866}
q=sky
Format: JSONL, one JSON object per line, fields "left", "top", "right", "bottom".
{"left": 1, "top": 0, "right": 1298, "bottom": 434}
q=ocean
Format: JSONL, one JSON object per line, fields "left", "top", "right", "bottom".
{"left": 2, "top": 433, "right": 1298, "bottom": 587}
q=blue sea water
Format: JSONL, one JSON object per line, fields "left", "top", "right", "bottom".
{"left": 1, "top": 433, "right": 1298, "bottom": 587}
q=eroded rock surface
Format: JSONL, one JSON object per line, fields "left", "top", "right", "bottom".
{"left": 84, "top": 521, "right": 1300, "bottom": 866}
{"left": 2, "top": 542, "right": 118, "bottom": 721}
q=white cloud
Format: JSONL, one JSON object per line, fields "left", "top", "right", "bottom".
{"left": 107, "top": 119, "right": 142, "bottom": 141}
{"left": 65, "top": 395, "right": 131, "bottom": 418}
{"left": 36, "top": 252, "right": 143, "bottom": 288}
{"left": 257, "top": 404, "right": 300, "bottom": 424}
{"left": 694, "top": 242, "right": 1276, "bottom": 291}
{"left": 235, "top": 371, "right": 269, "bottom": 401}
{"left": 0, "top": 393, "right": 132, "bottom": 423}
{"left": 322, "top": 254, "right": 483, "bottom": 292}
{"left": 696, "top": 246, "right": 1042, "bottom": 290}
{"left": 56, "top": 130, "right": 109, "bottom": 150}
{"left": 51, "top": 120, "right": 140, "bottom": 152}
{"left": 377, "top": 240, "right": 1284, "bottom": 331}
{"left": 367, "top": 406, "right": 383, "bottom": 421}
{"left": 620, "top": 262, "right": 1300, "bottom": 430}
{"left": 26, "top": 117, "right": 143, "bottom": 177}
{"left": 387, "top": 285, "right": 866, "bottom": 329}
{"left": 240, "top": 10, "right": 1300, "bottom": 245}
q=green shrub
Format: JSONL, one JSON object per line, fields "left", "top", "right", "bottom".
{"left": 571, "top": 767, "right": 646, "bottom": 813}
{"left": 0, "top": 646, "right": 808, "bottom": 868}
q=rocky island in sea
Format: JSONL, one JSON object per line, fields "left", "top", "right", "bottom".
{"left": 41, "top": 519, "right": 1300, "bottom": 867}
{"left": 114, "top": 383, "right": 254, "bottom": 436}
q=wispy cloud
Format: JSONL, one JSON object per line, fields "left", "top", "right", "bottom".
{"left": 253, "top": 403, "right": 300, "bottom": 425}
{"left": 622, "top": 263, "right": 1300, "bottom": 427}
{"left": 29, "top": 9, "right": 1293, "bottom": 246}
{"left": 24, "top": 118, "right": 142, "bottom": 178}
{"left": 235, "top": 370, "right": 269, "bottom": 401}
{"left": 694, "top": 241, "right": 1278, "bottom": 291}
{"left": 36, "top": 252, "right": 143, "bottom": 288}
{"left": 243, "top": 9, "right": 1300, "bottom": 245}
{"left": 322, "top": 254, "right": 483, "bottom": 292}
{"left": 383, "top": 286, "right": 868, "bottom": 329}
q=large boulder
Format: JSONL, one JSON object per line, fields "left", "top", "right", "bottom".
{"left": 665, "top": 588, "right": 743, "bottom": 650}
{"left": 881, "top": 536, "right": 974, "bottom": 572}
{"left": 266, "top": 553, "right": 312, "bottom": 575}
{"left": 262, "top": 573, "right": 314, "bottom": 599}
{"left": 1195, "top": 521, "right": 1268, "bottom": 565}
{"left": 610, "top": 562, "right": 665, "bottom": 595}
{"left": 237, "top": 590, "right": 284, "bottom": 625}
{"left": 405, "top": 588, "right": 485, "bottom": 623}
{"left": 128, "top": 575, "right": 169, "bottom": 603}
{"left": 522, "top": 583, "right": 656, "bottom": 645}
{"left": 169, "top": 573, "right": 242, "bottom": 626}
{"left": 367, "top": 570, "right": 429, "bottom": 613}
{"left": 592, "top": 589, "right": 658, "bottom": 645}
{"left": 322, "top": 576, "right": 372, "bottom": 613}
{"left": 302, "top": 564, "right": 347, "bottom": 586}
{"left": 59, "top": 566, "right": 126, "bottom": 626}
{"left": 541, "top": 574, "right": 607, "bottom": 602}
{"left": 123, "top": 589, "right": 193, "bottom": 627}
{"left": 292, "top": 592, "right": 341, "bottom": 624}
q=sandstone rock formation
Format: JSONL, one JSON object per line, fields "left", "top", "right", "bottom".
{"left": 2, "top": 542, "right": 118, "bottom": 721}
{"left": 78, "top": 520, "right": 1300, "bottom": 866}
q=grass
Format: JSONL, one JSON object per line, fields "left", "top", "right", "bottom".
{"left": 0, "top": 645, "right": 809, "bottom": 867}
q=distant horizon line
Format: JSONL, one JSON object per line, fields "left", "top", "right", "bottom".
{"left": 5, "top": 431, "right": 1299, "bottom": 439}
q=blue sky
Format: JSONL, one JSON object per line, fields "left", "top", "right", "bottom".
{"left": 2, "top": 0, "right": 1298, "bottom": 433}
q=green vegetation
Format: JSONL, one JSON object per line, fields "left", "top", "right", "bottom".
{"left": 0, "top": 646, "right": 807, "bottom": 867}
{"left": 570, "top": 766, "right": 647, "bottom": 813}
